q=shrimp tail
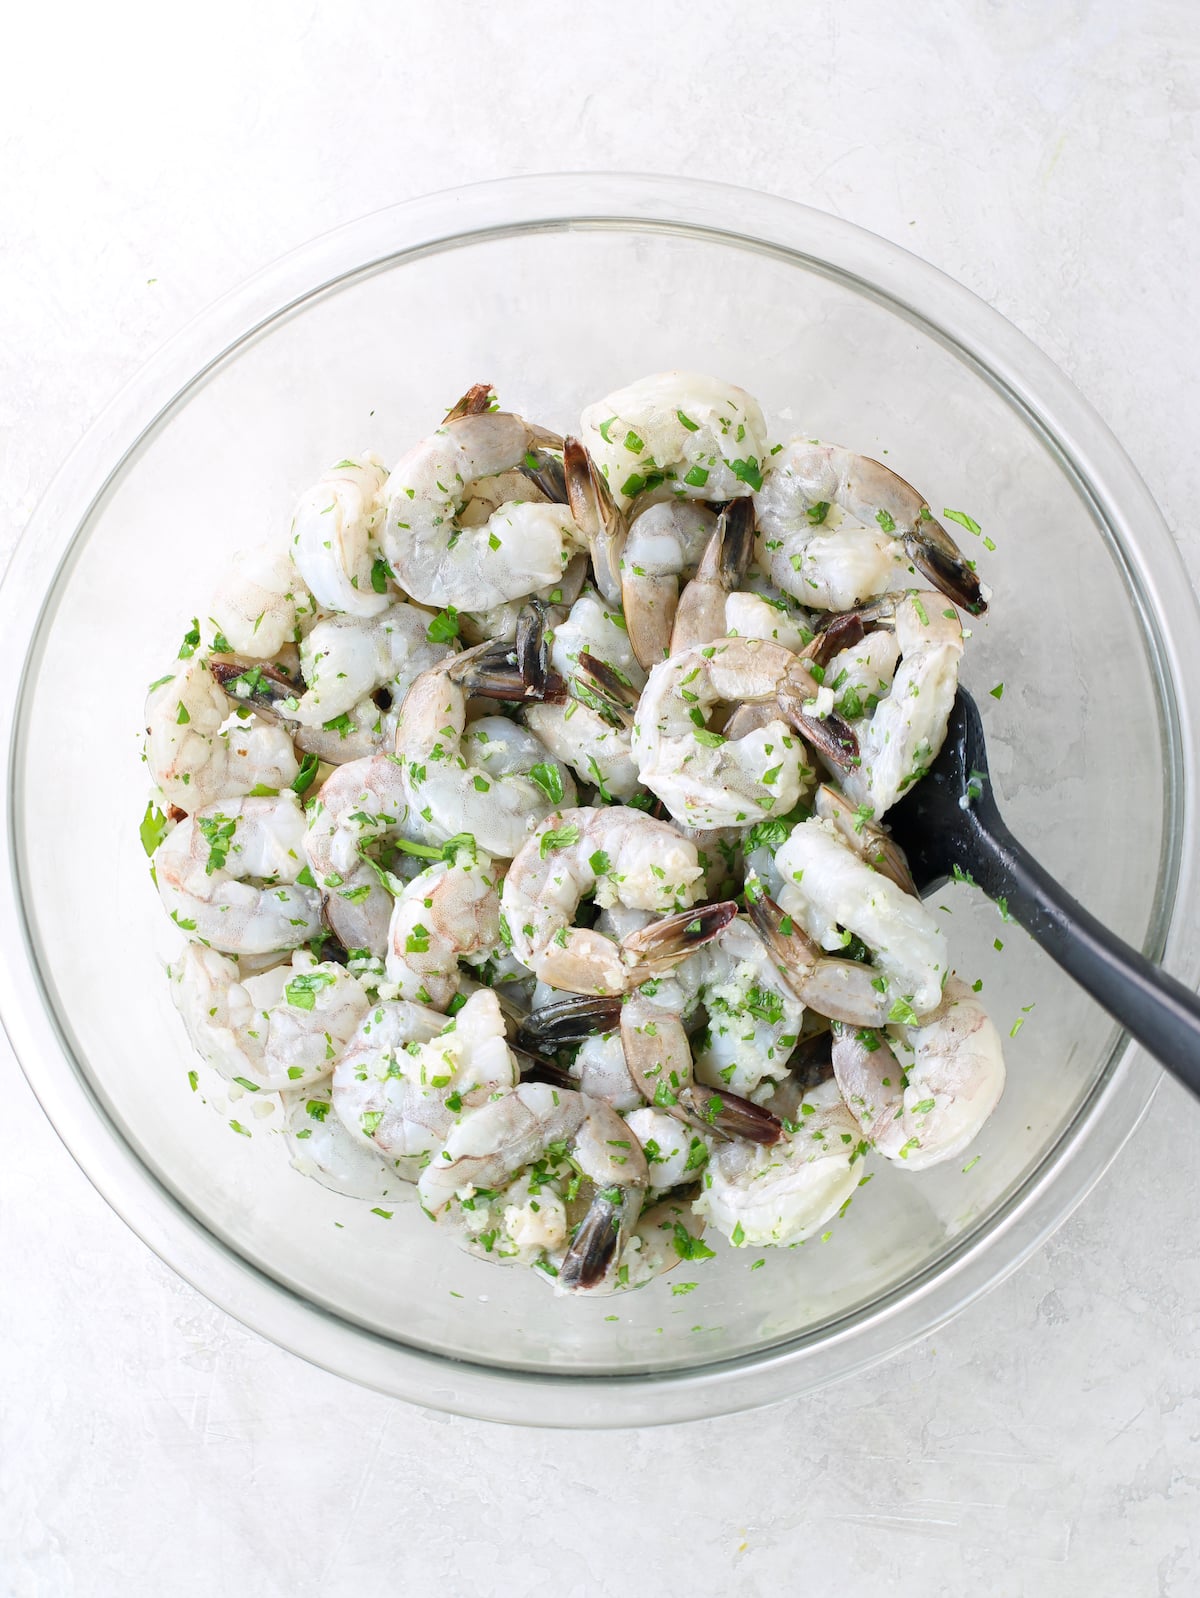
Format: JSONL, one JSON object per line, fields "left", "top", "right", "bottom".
{"left": 558, "top": 1188, "right": 630, "bottom": 1290}
{"left": 573, "top": 651, "right": 639, "bottom": 727}
{"left": 442, "top": 383, "right": 495, "bottom": 422}
{"left": 903, "top": 522, "right": 987, "bottom": 616}
{"left": 814, "top": 783, "right": 919, "bottom": 897}
{"left": 746, "top": 879, "right": 891, "bottom": 1027}
{"left": 516, "top": 995, "right": 623, "bottom": 1051}
{"left": 449, "top": 608, "right": 563, "bottom": 702}
{"left": 776, "top": 676, "right": 860, "bottom": 768}
{"left": 805, "top": 611, "right": 867, "bottom": 669}
{"left": 209, "top": 657, "right": 304, "bottom": 712}
{"left": 670, "top": 498, "right": 756, "bottom": 654}
{"left": 511, "top": 1043, "right": 577, "bottom": 1089}
{"left": 746, "top": 881, "right": 820, "bottom": 971}
{"left": 681, "top": 1085, "right": 783, "bottom": 1146}
{"left": 519, "top": 450, "right": 568, "bottom": 504}
{"left": 563, "top": 436, "right": 626, "bottom": 606}
{"left": 712, "top": 497, "right": 757, "bottom": 588}
{"left": 621, "top": 899, "right": 739, "bottom": 974}
{"left": 515, "top": 602, "right": 551, "bottom": 696}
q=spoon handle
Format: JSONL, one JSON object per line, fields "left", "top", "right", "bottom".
{"left": 965, "top": 806, "right": 1200, "bottom": 1098}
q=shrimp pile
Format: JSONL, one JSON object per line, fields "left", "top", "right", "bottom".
{"left": 142, "top": 372, "right": 1005, "bottom": 1298}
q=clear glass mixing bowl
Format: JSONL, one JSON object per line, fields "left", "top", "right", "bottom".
{"left": 2, "top": 175, "right": 1198, "bottom": 1427}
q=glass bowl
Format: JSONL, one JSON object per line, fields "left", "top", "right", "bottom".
{"left": 2, "top": 175, "right": 1198, "bottom": 1428}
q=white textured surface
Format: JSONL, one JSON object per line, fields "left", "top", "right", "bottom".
{"left": 3, "top": 2, "right": 1199, "bottom": 1593}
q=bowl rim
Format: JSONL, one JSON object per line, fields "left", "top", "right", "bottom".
{"left": 2, "top": 172, "right": 1196, "bottom": 1428}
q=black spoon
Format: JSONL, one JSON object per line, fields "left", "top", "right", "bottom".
{"left": 886, "top": 688, "right": 1200, "bottom": 1099}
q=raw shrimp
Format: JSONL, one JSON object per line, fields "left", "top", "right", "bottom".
{"left": 453, "top": 1168, "right": 572, "bottom": 1272}
{"left": 170, "top": 943, "right": 368, "bottom": 1091}
{"left": 562, "top": 437, "right": 627, "bottom": 605}
{"left": 549, "top": 588, "right": 645, "bottom": 694}
{"left": 396, "top": 656, "right": 576, "bottom": 858}
{"left": 580, "top": 372, "right": 770, "bottom": 512}
{"left": 570, "top": 1030, "right": 644, "bottom": 1113}
{"left": 332, "top": 988, "right": 516, "bottom": 1180}
{"left": 619, "top": 500, "right": 718, "bottom": 670}
{"left": 418, "top": 1081, "right": 649, "bottom": 1291}
{"left": 746, "top": 880, "right": 895, "bottom": 1027}
{"left": 824, "top": 592, "right": 964, "bottom": 817}
{"left": 754, "top": 440, "right": 985, "bottom": 613}
{"left": 293, "top": 602, "right": 453, "bottom": 727}
{"left": 281, "top": 1081, "right": 401, "bottom": 1201}
{"left": 620, "top": 992, "right": 783, "bottom": 1144}
{"left": 522, "top": 697, "right": 641, "bottom": 802}
{"left": 290, "top": 454, "right": 391, "bottom": 618}
{"left": 831, "top": 975, "right": 1005, "bottom": 1170}
{"left": 208, "top": 545, "right": 316, "bottom": 658}
{"left": 381, "top": 406, "right": 583, "bottom": 610}
{"left": 813, "top": 783, "right": 916, "bottom": 896}
{"left": 457, "top": 1173, "right": 711, "bottom": 1296}
{"left": 685, "top": 917, "right": 806, "bottom": 1098}
{"left": 630, "top": 637, "right": 819, "bottom": 830}
{"left": 624, "top": 1107, "right": 712, "bottom": 1194}
{"left": 514, "top": 989, "right": 669, "bottom": 1113}
{"left": 775, "top": 817, "right": 948, "bottom": 1014}
{"left": 303, "top": 753, "right": 413, "bottom": 956}
{"left": 670, "top": 499, "right": 756, "bottom": 656}
{"left": 145, "top": 657, "right": 300, "bottom": 812}
{"left": 500, "top": 806, "right": 715, "bottom": 993}
{"left": 522, "top": 588, "right": 645, "bottom": 800}
{"left": 724, "top": 590, "right": 811, "bottom": 653}
{"left": 694, "top": 1075, "right": 864, "bottom": 1248}
{"left": 385, "top": 850, "right": 502, "bottom": 1009}
{"left": 155, "top": 792, "right": 323, "bottom": 954}
{"left": 211, "top": 656, "right": 411, "bottom": 768}
{"left": 819, "top": 626, "right": 901, "bottom": 722}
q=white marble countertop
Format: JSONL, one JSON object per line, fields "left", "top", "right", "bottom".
{"left": 3, "top": 3, "right": 1198, "bottom": 1593}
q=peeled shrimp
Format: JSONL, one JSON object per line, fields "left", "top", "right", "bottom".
{"left": 418, "top": 1081, "right": 649, "bottom": 1291}
{"left": 385, "top": 851, "right": 502, "bottom": 1009}
{"left": 208, "top": 545, "right": 316, "bottom": 658}
{"left": 831, "top": 976, "right": 1005, "bottom": 1170}
{"left": 694, "top": 1075, "right": 863, "bottom": 1248}
{"left": 684, "top": 917, "right": 806, "bottom": 1098}
{"left": 775, "top": 817, "right": 948, "bottom": 1014}
{"left": 724, "top": 589, "right": 811, "bottom": 653}
{"left": 619, "top": 500, "right": 718, "bottom": 669}
{"left": 303, "top": 754, "right": 413, "bottom": 956}
{"left": 500, "top": 806, "right": 710, "bottom": 993}
{"left": 826, "top": 592, "right": 964, "bottom": 817}
{"left": 155, "top": 792, "right": 323, "bottom": 954}
{"left": 624, "top": 1107, "right": 712, "bottom": 1194}
{"left": 382, "top": 406, "right": 583, "bottom": 610}
{"left": 620, "top": 992, "right": 783, "bottom": 1144}
{"left": 581, "top": 372, "right": 769, "bottom": 512}
{"left": 820, "top": 627, "right": 900, "bottom": 721}
{"left": 332, "top": 988, "right": 516, "bottom": 1180}
{"left": 396, "top": 658, "right": 576, "bottom": 859}
{"left": 145, "top": 657, "right": 300, "bottom": 813}
{"left": 569, "top": 1029, "right": 644, "bottom": 1113}
{"left": 281, "top": 1081, "right": 401, "bottom": 1201}
{"left": 290, "top": 454, "right": 391, "bottom": 618}
{"left": 754, "top": 440, "right": 985, "bottom": 614}
{"left": 522, "top": 588, "right": 645, "bottom": 800}
{"left": 170, "top": 943, "right": 368, "bottom": 1091}
{"left": 293, "top": 602, "right": 452, "bottom": 728}
{"left": 631, "top": 637, "right": 817, "bottom": 830}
